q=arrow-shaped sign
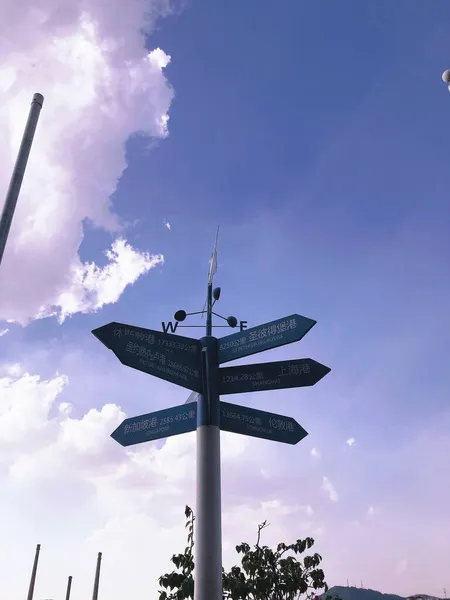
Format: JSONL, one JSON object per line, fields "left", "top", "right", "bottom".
{"left": 220, "top": 400, "right": 308, "bottom": 445}
{"left": 218, "top": 358, "right": 330, "bottom": 395}
{"left": 92, "top": 322, "right": 203, "bottom": 393}
{"left": 111, "top": 403, "right": 198, "bottom": 447}
{"left": 218, "top": 314, "right": 316, "bottom": 364}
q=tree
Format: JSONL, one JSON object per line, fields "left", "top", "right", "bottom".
{"left": 158, "top": 506, "right": 331, "bottom": 600}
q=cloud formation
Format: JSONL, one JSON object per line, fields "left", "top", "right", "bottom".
{"left": 39, "top": 239, "right": 164, "bottom": 323}
{"left": 0, "top": 361, "right": 317, "bottom": 599}
{"left": 322, "top": 476, "right": 339, "bottom": 502}
{"left": 0, "top": 0, "right": 174, "bottom": 325}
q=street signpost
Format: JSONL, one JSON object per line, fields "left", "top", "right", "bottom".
{"left": 111, "top": 404, "right": 197, "bottom": 447}
{"left": 92, "top": 232, "right": 330, "bottom": 600}
{"left": 92, "top": 322, "right": 203, "bottom": 393}
{"left": 217, "top": 313, "right": 316, "bottom": 364}
{"left": 218, "top": 358, "right": 330, "bottom": 395}
{"left": 220, "top": 401, "right": 308, "bottom": 445}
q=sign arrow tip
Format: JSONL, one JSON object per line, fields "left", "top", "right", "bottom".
{"left": 110, "top": 424, "right": 124, "bottom": 445}
{"left": 91, "top": 324, "right": 112, "bottom": 349}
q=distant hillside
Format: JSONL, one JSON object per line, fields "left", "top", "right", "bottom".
{"left": 323, "top": 586, "right": 443, "bottom": 600}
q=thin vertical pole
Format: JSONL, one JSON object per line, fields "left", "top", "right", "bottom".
{"left": 195, "top": 281, "right": 222, "bottom": 600}
{"left": 65, "top": 576, "right": 73, "bottom": 600}
{"left": 0, "top": 93, "right": 44, "bottom": 266}
{"left": 92, "top": 552, "right": 102, "bottom": 600}
{"left": 26, "top": 544, "right": 41, "bottom": 600}
{"left": 206, "top": 282, "right": 213, "bottom": 337}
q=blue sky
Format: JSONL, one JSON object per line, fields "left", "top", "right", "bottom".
{"left": 0, "top": 1, "right": 450, "bottom": 598}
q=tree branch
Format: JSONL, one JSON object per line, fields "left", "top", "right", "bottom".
{"left": 256, "top": 520, "right": 270, "bottom": 548}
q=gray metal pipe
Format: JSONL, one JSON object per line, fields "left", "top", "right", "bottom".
{"left": 26, "top": 543, "right": 41, "bottom": 600}
{"left": 92, "top": 552, "right": 102, "bottom": 600}
{"left": 65, "top": 575, "right": 73, "bottom": 600}
{"left": 0, "top": 92, "right": 44, "bottom": 266}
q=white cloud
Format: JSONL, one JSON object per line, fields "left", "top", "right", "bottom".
{"left": 0, "top": 371, "right": 67, "bottom": 449}
{"left": 0, "top": 361, "right": 264, "bottom": 505}
{"left": 39, "top": 239, "right": 164, "bottom": 323}
{"left": 163, "top": 219, "right": 171, "bottom": 230}
{"left": 311, "top": 447, "right": 321, "bottom": 458}
{"left": 10, "top": 402, "right": 126, "bottom": 483}
{"left": 322, "top": 476, "right": 339, "bottom": 502}
{"left": 1, "top": 363, "right": 22, "bottom": 377}
{"left": 346, "top": 437, "right": 356, "bottom": 447}
{"left": 367, "top": 505, "right": 376, "bottom": 516}
{"left": 58, "top": 401, "right": 73, "bottom": 416}
{"left": 0, "top": 2, "right": 174, "bottom": 325}
{"left": 0, "top": 328, "right": 9, "bottom": 337}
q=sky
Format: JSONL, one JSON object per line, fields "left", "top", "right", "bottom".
{"left": 0, "top": 0, "right": 450, "bottom": 598}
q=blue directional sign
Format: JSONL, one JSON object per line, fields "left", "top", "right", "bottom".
{"left": 218, "top": 314, "right": 316, "bottom": 364}
{"left": 111, "top": 403, "right": 198, "bottom": 447}
{"left": 220, "top": 401, "right": 308, "bottom": 445}
{"left": 218, "top": 358, "right": 330, "bottom": 395}
{"left": 92, "top": 322, "right": 203, "bottom": 393}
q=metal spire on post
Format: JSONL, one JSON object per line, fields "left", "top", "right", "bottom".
{"left": 26, "top": 543, "right": 41, "bottom": 600}
{"left": 195, "top": 229, "right": 222, "bottom": 600}
{"left": 206, "top": 280, "right": 213, "bottom": 338}
{"left": 92, "top": 552, "right": 102, "bottom": 600}
{"left": 0, "top": 93, "right": 44, "bottom": 266}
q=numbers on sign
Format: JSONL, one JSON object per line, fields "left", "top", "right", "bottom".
{"left": 157, "top": 339, "right": 197, "bottom": 353}
{"left": 222, "top": 409, "right": 264, "bottom": 427}
{"left": 220, "top": 339, "right": 242, "bottom": 350}
{"left": 222, "top": 371, "right": 266, "bottom": 384}
{"left": 222, "top": 409, "right": 242, "bottom": 420}
{"left": 242, "top": 414, "right": 256, "bottom": 424}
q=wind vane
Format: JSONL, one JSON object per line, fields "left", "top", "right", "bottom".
{"left": 163, "top": 228, "right": 248, "bottom": 334}
{"left": 208, "top": 226, "right": 219, "bottom": 284}
{"left": 201, "top": 226, "right": 219, "bottom": 318}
